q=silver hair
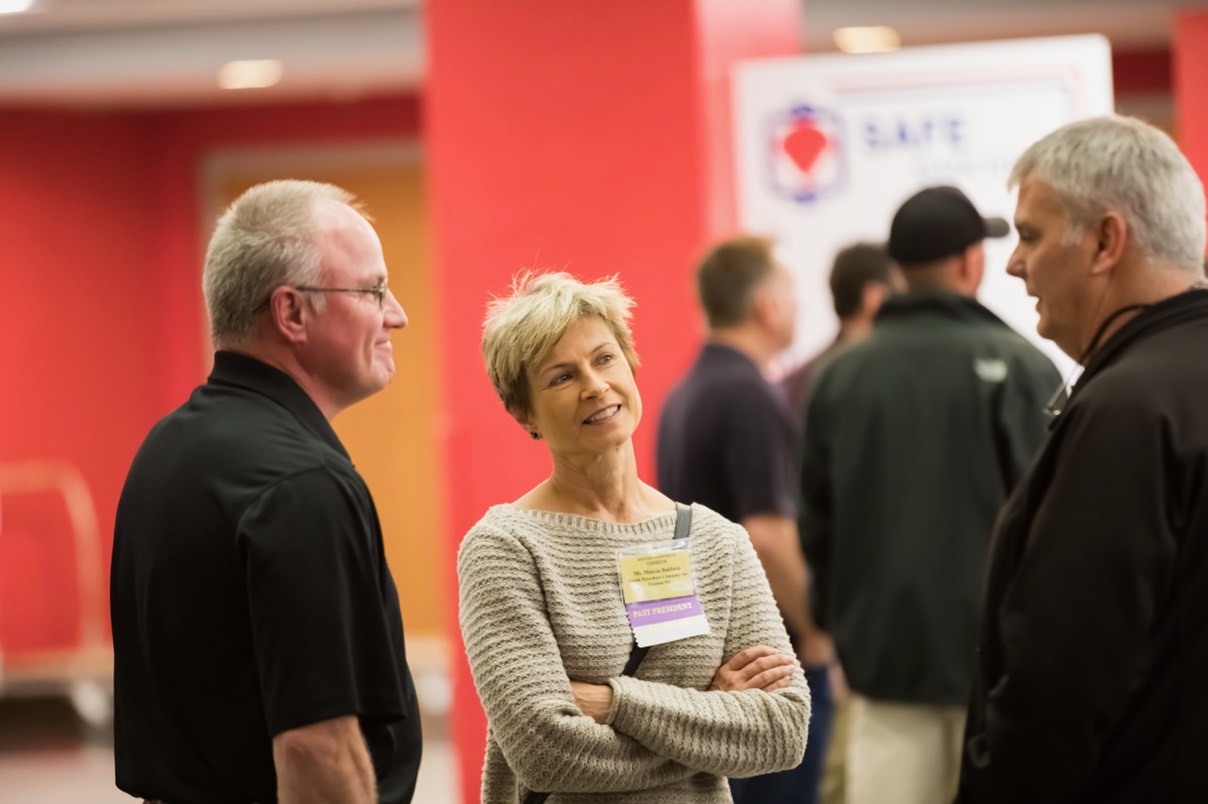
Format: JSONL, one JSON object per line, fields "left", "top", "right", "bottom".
{"left": 202, "top": 179, "right": 360, "bottom": 347}
{"left": 1009, "top": 115, "right": 1206, "bottom": 272}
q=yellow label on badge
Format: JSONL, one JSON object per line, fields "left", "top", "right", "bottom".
{"left": 618, "top": 550, "right": 694, "bottom": 604}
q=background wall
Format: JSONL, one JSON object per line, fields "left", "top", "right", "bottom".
{"left": 0, "top": 92, "right": 429, "bottom": 661}
{"left": 0, "top": 110, "right": 158, "bottom": 654}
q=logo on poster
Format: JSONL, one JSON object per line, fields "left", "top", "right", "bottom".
{"left": 767, "top": 104, "right": 845, "bottom": 203}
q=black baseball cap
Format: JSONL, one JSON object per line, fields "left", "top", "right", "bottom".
{"left": 887, "top": 185, "right": 1010, "bottom": 266}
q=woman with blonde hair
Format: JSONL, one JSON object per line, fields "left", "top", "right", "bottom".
{"left": 458, "top": 271, "right": 810, "bottom": 803}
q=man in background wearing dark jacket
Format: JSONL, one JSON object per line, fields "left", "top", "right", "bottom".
{"left": 958, "top": 115, "right": 1208, "bottom": 804}
{"left": 800, "top": 185, "right": 1059, "bottom": 804}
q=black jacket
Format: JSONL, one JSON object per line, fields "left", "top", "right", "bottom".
{"left": 959, "top": 288, "right": 1208, "bottom": 803}
{"left": 801, "top": 292, "right": 1059, "bottom": 705}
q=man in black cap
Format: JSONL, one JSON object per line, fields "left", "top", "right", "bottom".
{"left": 798, "top": 185, "right": 1060, "bottom": 804}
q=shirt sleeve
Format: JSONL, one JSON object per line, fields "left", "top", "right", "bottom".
{"left": 239, "top": 467, "right": 408, "bottom": 736}
{"left": 457, "top": 526, "right": 699, "bottom": 794}
{"left": 723, "top": 385, "right": 798, "bottom": 521}
{"left": 607, "top": 522, "right": 811, "bottom": 778}
{"left": 962, "top": 393, "right": 1177, "bottom": 802}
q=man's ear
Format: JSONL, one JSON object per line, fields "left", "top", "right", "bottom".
{"left": 860, "top": 282, "right": 889, "bottom": 317}
{"left": 1090, "top": 211, "right": 1127, "bottom": 276}
{"left": 270, "top": 287, "right": 309, "bottom": 344}
{"left": 750, "top": 282, "right": 775, "bottom": 327}
{"left": 954, "top": 244, "right": 985, "bottom": 292}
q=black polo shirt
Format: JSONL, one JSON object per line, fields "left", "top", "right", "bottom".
{"left": 656, "top": 343, "right": 798, "bottom": 522}
{"left": 111, "top": 350, "right": 421, "bottom": 803}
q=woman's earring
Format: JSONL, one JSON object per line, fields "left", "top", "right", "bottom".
{"left": 530, "top": 431, "right": 540, "bottom": 440}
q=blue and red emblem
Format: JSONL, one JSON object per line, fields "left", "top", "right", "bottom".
{"left": 766, "top": 104, "right": 846, "bottom": 203}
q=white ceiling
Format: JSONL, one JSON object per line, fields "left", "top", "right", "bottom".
{"left": 0, "top": 0, "right": 422, "bottom": 107}
{"left": 0, "top": 0, "right": 1194, "bottom": 108}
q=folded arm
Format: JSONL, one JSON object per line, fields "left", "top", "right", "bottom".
{"left": 458, "top": 527, "right": 699, "bottom": 794}
{"left": 602, "top": 528, "right": 810, "bottom": 778}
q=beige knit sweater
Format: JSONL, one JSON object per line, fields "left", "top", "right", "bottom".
{"left": 457, "top": 502, "right": 811, "bottom": 804}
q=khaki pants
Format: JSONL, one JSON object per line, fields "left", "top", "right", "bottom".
{"left": 820, "top": 693, "right": 851, "bottom": 804}
{"left": 846, "top": 694, "right": 965, "bottom": 804}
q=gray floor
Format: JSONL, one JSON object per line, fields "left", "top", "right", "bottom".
{"left": 0, "top": 697, "right": 460, "bottom": 803}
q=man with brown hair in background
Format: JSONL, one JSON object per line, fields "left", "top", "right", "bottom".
{"left": 782, "top": 242, "right": 901, "bottom": 415}
{"left": 658, "top": 235, "right": 831, "bottom": 804}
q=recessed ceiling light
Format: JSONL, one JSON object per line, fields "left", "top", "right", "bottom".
{"left": 834, "top": 26, "right": 901, "bottom": 54}
{"left": 218, "top": 60, "right": 284, "bottom": 90}
{"left": 0, "top": 0, "right": 36, "bottom": 14}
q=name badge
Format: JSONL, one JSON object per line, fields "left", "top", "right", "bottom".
{"left": 617, "top": 539, "right": 710, "bottom": 647}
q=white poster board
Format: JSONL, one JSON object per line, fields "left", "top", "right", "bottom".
{"left": 734, "top": 35, "right": 1115, "bottom": 375}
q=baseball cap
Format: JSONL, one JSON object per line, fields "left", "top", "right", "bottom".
{"left": 887, "top": 185, "right": 1010, "bottom": 265}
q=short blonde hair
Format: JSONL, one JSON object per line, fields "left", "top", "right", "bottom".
{"left": 482, "top": 271, "right": 640, "bottom": 417}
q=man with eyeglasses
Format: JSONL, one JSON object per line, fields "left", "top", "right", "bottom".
{"left": 111, "top": 180, "right": 420, "bottom": 804}
{"left": 958, "top": 117, "right": 1208, "bottom": 803}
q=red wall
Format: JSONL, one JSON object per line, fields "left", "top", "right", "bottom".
{"left": 0, "top": 110, "right": 159, "bottom": 649}
{"left": 425, "top": 3, "right": 803, "bottom": 799}
{"left": 1176, "top": 11, "right": 1208, "bottom": 203}
{"left": 1113, "top": 46, "right": 1172, "bottom": 97}
{"left": 0, "top": 93, "right": 419, "bottom": 653}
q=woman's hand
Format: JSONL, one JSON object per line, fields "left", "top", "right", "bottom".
{"left": 709, "top": 645, "right": 795, "bottom": 692}
{"left": 570, "top": 680, "right": 614, "bottom": 724}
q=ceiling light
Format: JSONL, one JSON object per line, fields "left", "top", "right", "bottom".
{"left": 218, "top": 60, "right": 284, "bottom": 90}
{"left": 834, "top": 26, "right": 901, "bottom": 54}
{"left": 0, "top": 0, "right": 36, "bottom": 14}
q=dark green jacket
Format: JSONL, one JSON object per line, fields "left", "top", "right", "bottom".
{"left": 800, "top": 291, "right": 1060, "bottom": 705}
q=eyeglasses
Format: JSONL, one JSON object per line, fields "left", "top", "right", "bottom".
{"left": 294, "top": 284, "right": 389, "bottom": 309}
{"left": 254, "top": 282, "right": 389, "bottom": 313}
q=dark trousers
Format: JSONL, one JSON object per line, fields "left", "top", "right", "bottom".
{"left": 730, "top": 665, "right": 834, "bottom": 804}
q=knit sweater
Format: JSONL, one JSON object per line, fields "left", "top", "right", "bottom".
{"left": 457, "top": 502, "right": 811, "bottom": 804}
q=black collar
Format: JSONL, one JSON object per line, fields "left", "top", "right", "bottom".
{"left": 1078, "top": 288, "right": 1208, "bottom": 386}
{"left": 208, "top": 350, "right": 349, "bottom": 460}
{"left": 876, "top": 290, "right": 1009, "bottom": 328}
